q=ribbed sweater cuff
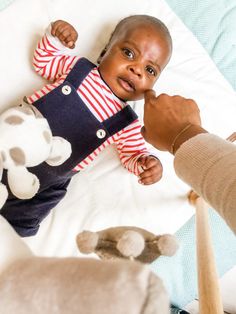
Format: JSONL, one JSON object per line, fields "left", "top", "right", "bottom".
{"left": 174, "top": 134, "right": 236, "bottom": 192}
{"left": 174, "top": 133, "right": 236, "bottom": 233}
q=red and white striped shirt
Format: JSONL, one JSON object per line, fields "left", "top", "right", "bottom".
{"left": 27, "top": 27, "right": 149, "bottom": 176}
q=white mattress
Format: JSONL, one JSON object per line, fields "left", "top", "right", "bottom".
{"left": 0, "top": 0, "right": 235, "bottom": 313}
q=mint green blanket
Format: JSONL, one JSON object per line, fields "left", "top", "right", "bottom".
{"left": 0, "top": 0, "right": 15, "bottom": 11}
{"left": 165, "top": 0, "right": 236, "bottom": 91}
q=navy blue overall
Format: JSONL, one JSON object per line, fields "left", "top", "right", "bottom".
{"left": 0, "top": 58, "right": 138, "bottom": 237}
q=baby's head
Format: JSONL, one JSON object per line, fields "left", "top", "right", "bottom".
{"left": 98, "top": 15, "right": 172, "bottom": 101}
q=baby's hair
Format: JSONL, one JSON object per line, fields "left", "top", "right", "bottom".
{"left": 97, "top": 14, "right": 172, "bottom": 64}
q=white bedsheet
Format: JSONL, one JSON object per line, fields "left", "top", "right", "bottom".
{"left": 0, "top": 0, "right": 236, "bottom": 313}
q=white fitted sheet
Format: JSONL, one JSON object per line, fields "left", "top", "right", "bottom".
{"left": 0, "top": 0, "right": 235, "bottom": 313}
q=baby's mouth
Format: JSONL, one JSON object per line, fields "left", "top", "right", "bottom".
{"left": 117, "top": 77, "right": 136, "bottom": 93}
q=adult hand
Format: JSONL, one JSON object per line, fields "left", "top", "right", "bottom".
{"left": 141, "top": 91, "right": 203, "bottom": 153}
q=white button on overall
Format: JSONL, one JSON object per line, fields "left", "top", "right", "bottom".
{"left": 62, "top": 85, "right": 72, "bottom": 95}
{"left": 96, "top": 129, "right": 106, "bottom": 139}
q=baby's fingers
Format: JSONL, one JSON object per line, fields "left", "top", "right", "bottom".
{"left": 138, "top": 176, "right": 156, "bottom": 185}
{"left": 51, "top": 20, "right": 65, "bottom": 36}
{"left": 60, "top": 33, "right": 77, "bottom": 48}
{"left": 51, "top": 20, "right": 78, "bottom": 48}
{"left": 138, "top": 166, "right": 162, "bottom": 185}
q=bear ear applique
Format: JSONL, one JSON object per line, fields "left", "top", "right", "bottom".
{"left": 76, "top": 226, "right": 179, "bottom": 264}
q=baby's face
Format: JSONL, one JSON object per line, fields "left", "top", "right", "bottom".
{"left": 99, "top": 22, "right": 171, "bottom": 101}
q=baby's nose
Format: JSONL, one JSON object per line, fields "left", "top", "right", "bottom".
{"left": 128, "top": 64, "right": 142, "bottom": 77}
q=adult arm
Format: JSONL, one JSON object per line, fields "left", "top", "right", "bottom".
{"left": 142, "top": 91, "right": 236, "bottom": 234}
{"left": 174, "top": 133, "right": 236, "bottom": 233}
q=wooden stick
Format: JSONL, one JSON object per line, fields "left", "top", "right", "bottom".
{"left": 188, "top": 191, "right": 224, "bottom": 314}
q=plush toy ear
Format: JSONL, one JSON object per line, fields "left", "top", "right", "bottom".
{"left": 156, "top": 234, "right": 179, "bottom": 256}
{"left": 46, "top": 137, "right": 72, "bottom": 166}
{"left": 76, "top": 231, "right": 99, "bottom": 254}
{"left": 7, "top": 166, "right": 39, "bottom": 199}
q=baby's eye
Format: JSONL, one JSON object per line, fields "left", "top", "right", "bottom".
{"left": 122, "top": 48, "right": 134, "bottom": 59}
{"left": 146, "top": 66, "right": 157, "bottom": 77}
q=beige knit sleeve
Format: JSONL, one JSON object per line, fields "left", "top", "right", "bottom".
{"left": 174, "top": 133, "right": 236, "bottom": 234}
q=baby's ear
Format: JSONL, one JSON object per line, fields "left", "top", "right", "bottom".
{"left": 97, "top": 47, "right": 108, "bottom": 64}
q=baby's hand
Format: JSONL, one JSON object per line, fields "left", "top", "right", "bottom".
{"left": 137, "top": 155, "right": 163, "bottom": 185}
{"left": 51, "top": 20, "right": 78, "bottom": 49}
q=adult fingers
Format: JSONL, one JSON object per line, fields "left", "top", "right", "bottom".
{"left": 141, "top": 126, "right": 150, "bottom": 144}
{"left": 144, "top": 89, "right": 156, "bottom": 104}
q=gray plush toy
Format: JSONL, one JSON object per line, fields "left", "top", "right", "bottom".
{"left": 77, "top": 226, "right": 179, "bottom": 263}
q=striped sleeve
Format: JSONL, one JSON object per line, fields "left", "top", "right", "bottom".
{"left": 33, "top": 26, "right": 79, "bottom": 82}
{"left": 114, "top": 119, "right": 149, "bottom": 176}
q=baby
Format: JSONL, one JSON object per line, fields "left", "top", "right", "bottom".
{"left": 0, "top": 15, "right": 172, "bottom": 236}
